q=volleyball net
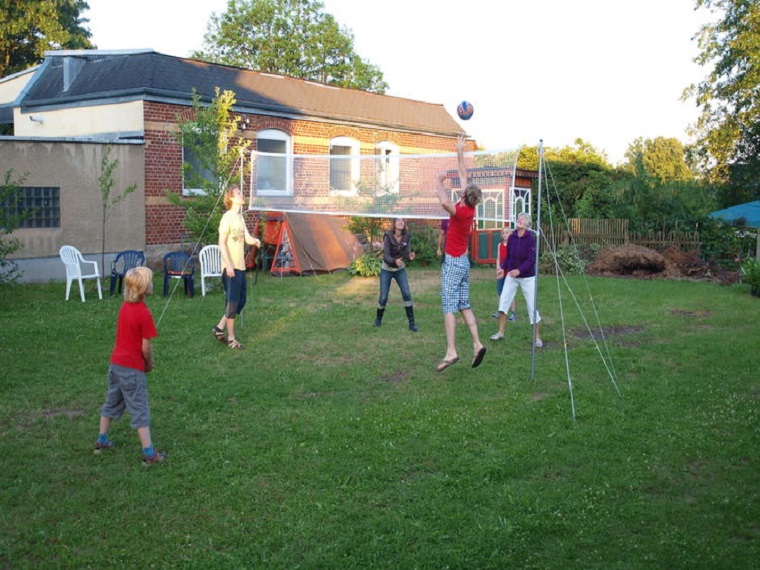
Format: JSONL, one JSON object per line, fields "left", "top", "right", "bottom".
{"left": 244, "top": 147, "right": 523, "bottom": 224}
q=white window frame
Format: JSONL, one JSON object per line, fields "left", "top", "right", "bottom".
{"left": 477, "top": 190, "right": 504, "bottom": 230}
{"left": 254, "top": 129, "right": 292, "bottom": 196}
{"left": 329, "top": 136, "right": 360, "bottom": 196}
{"left": 510, "top": 186, "right": 532, "bottom": 226}
{"left": 374, "top": 141, "right": 400, "bottom": 194}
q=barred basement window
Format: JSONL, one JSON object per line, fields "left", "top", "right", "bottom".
{"left": 5, "top": 187, "right": 61, "bottom": 228}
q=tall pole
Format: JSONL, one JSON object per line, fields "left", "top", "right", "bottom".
{"left": 531, "top": 140, "right": 544, "bottom": 379}
{"left": 240, "top": 147, "right": 244, "bottom": 192}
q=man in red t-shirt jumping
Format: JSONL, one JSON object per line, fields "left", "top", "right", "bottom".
{"left": 435, "top": 135, "right": 486, "bottom": 372}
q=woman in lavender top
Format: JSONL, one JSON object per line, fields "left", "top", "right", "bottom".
{"left": 490, "top": 212, "right": 543, "bottom": 347}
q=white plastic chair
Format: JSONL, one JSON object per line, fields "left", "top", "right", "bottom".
{"left": 59, "top": 245, "right": 103, "bottom": 302}
{"left": 199, "top": 244, "right": 223, "bottom": 296}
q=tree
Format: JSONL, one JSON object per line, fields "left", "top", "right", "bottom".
{"left": 194, "top": 0, "right": 388, "bottom": 93}
{"left": 0, "top": 169, "right": 29, "bottom": 282}
{"left": 167, "top": 88, "right": 251, "bottom": 247}
{"left": 722, "top": 119, "right": 760, "bottom": 204}
{"left": 513, "top": 139, "right": 716, "bottom": 231}
{"left": 0, "top": 0, "right": 93, "bottom": 78}
{"left": 98, "top": 146, "right": 137, "bottom": 273}
{"left": 517, "top": 139, "right": 615, "bottom": 220}
{"left": 685, "top": 0, "right": 760, "bottom": 195}
{"left": 622, "top": 137, "right": 694, "bottom": 185}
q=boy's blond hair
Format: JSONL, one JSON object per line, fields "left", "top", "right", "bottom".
{"left": 124, "top": 266, "right": 153, "bottom": 303}
{"left": 462, "top": 183, "right": 482, "bottom": 208}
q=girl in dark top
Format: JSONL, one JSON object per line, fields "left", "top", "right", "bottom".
{"left": 373, "top": 217, "right": 418, "bottom": 331}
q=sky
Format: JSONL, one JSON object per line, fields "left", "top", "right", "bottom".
{"left": 84, "top": 0, "right": 714, "bottom": 165}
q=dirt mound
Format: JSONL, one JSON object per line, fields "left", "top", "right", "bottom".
{"left": 588, "top": 244, "right": 671, "bottom": 278}
{"left": 660, "top": 246, "right": 706, "bottom": 278}
{"left": 587, "top": 243, "right": 741, "bottom": 284}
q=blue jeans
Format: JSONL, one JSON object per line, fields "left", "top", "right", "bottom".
{"left": 378, "top": 267, "right": 413, "bottom": 308}
{"left": 222, "top": 269, "right": 247, "bottom": 318}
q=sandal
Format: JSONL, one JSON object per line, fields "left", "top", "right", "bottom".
{"left": 212, "top": 326, "right": 227, "bottom": 343}
{"left": 436, "top": 356, "right": 460, "bottom": 372}
{"left": 471, "top": 346, "right": 487, "bottom": 368}
{"left": 227, "top": 338, "right": 244, "bottom": 350}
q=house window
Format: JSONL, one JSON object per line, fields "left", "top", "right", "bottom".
{"left": 255, "top": 129, "right": 292, "bottom": 195}
{"left": 477, "top": 190, "right": 504, "bottom": 230}
{"left": 4, "top": 187, "right": 60, "bottom": 228}
{"left": 330, "top": 137, "right": 359, "bottom": 194}
{"left": 182, "top": 128, "right": 216, "bottom": 196}
{"left": 375, "top": 141, "right": 400, "bottom": 193}
{"left": 511, "top": 187, "right": 531, "bottom": 226}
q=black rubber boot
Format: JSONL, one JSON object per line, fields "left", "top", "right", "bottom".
{"left": 373, "top": 307, "right": 385, "bottom": 327}
{"left": 406, "top": 306, "right": 418, "bottom": 332}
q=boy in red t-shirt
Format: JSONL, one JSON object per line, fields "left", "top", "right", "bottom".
{"left": 94, "top": 266, "right": 165, "bottom": 465}
{"left": 435, "top": 135, "right": 486, "bottom": 372}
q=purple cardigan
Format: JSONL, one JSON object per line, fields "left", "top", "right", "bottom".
{"left": 500, "top": 230, "right": 537, "bottom": 278}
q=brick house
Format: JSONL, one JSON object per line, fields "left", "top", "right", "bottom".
{"left": 0, "top": 49, "right": 534, "bottom": 280}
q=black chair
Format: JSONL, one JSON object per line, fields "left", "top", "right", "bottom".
{"left": 110, "top": 250, "right": 145, "bottom": 296}
{"left": 163, "top": 251, "right": 195, "bottom": 297}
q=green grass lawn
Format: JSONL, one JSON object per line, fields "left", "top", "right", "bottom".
{"left": 1, "top": 267, "right": 758, "bottom": 568}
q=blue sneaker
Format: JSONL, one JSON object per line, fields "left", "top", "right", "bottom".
{"left": 142, "top": 451, "right": 167, "bottom": 466}
{"left": 508, "top": 312, "right": 518, "bottom": 322}
{"left": 94, "top": 440, "right": 114, "bottom": 454}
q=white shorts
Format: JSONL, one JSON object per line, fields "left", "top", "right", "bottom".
{"left": 499, "top": 275, "right": 541, "bottom": 324}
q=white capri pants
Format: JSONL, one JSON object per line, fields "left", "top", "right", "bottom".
{"left": 499, "top": 275, "right": 541, "bottom": 324}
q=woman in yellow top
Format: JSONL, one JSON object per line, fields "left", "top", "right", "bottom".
{"left": 212, "top": 186, "right": 261, "bottom": 350}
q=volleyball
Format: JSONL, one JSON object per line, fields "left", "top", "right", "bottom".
{"left": 457, "top": 100, "right": 474, "bottom": 120}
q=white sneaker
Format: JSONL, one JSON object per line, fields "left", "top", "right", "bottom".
{"left": 490, "top": 332, "right": 504, "bottom": 341}
{"left": 535, "top": 339, "right": 543, "bottom": 348}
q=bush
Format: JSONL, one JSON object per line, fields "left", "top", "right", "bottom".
{"left": 1, "top": 169, "right": 29, "bottom": 283}
{"left": 408, "top": 223, "right": 440, "bottom": 266}
{"left": 348, "top": 216, "right": 386, "bottom": 250}
{"left": 699, "top": 217, "right": 755, "bottom": 270}
{"left": 540, "top": 243, "right": 602, "bottom": 275}
{"left": 741, "top": 257, "right": 760, "bottom": 296}
{"left": 348, "top": 253, "right": 381, "bottom": 277}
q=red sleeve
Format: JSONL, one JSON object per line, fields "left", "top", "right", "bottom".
{"left": 141, "top": 305, "right": 158, "bottom": 340}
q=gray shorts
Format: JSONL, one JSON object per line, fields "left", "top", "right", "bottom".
{"left": 100, "top": 364, "right": 150, "bottom": 429}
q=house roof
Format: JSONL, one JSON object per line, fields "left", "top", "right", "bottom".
{"left": 19, "top": 50, "right": 464, "bottom": 137}
{"left": 709, "top": 200, "right": 760, "bottom": 228}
